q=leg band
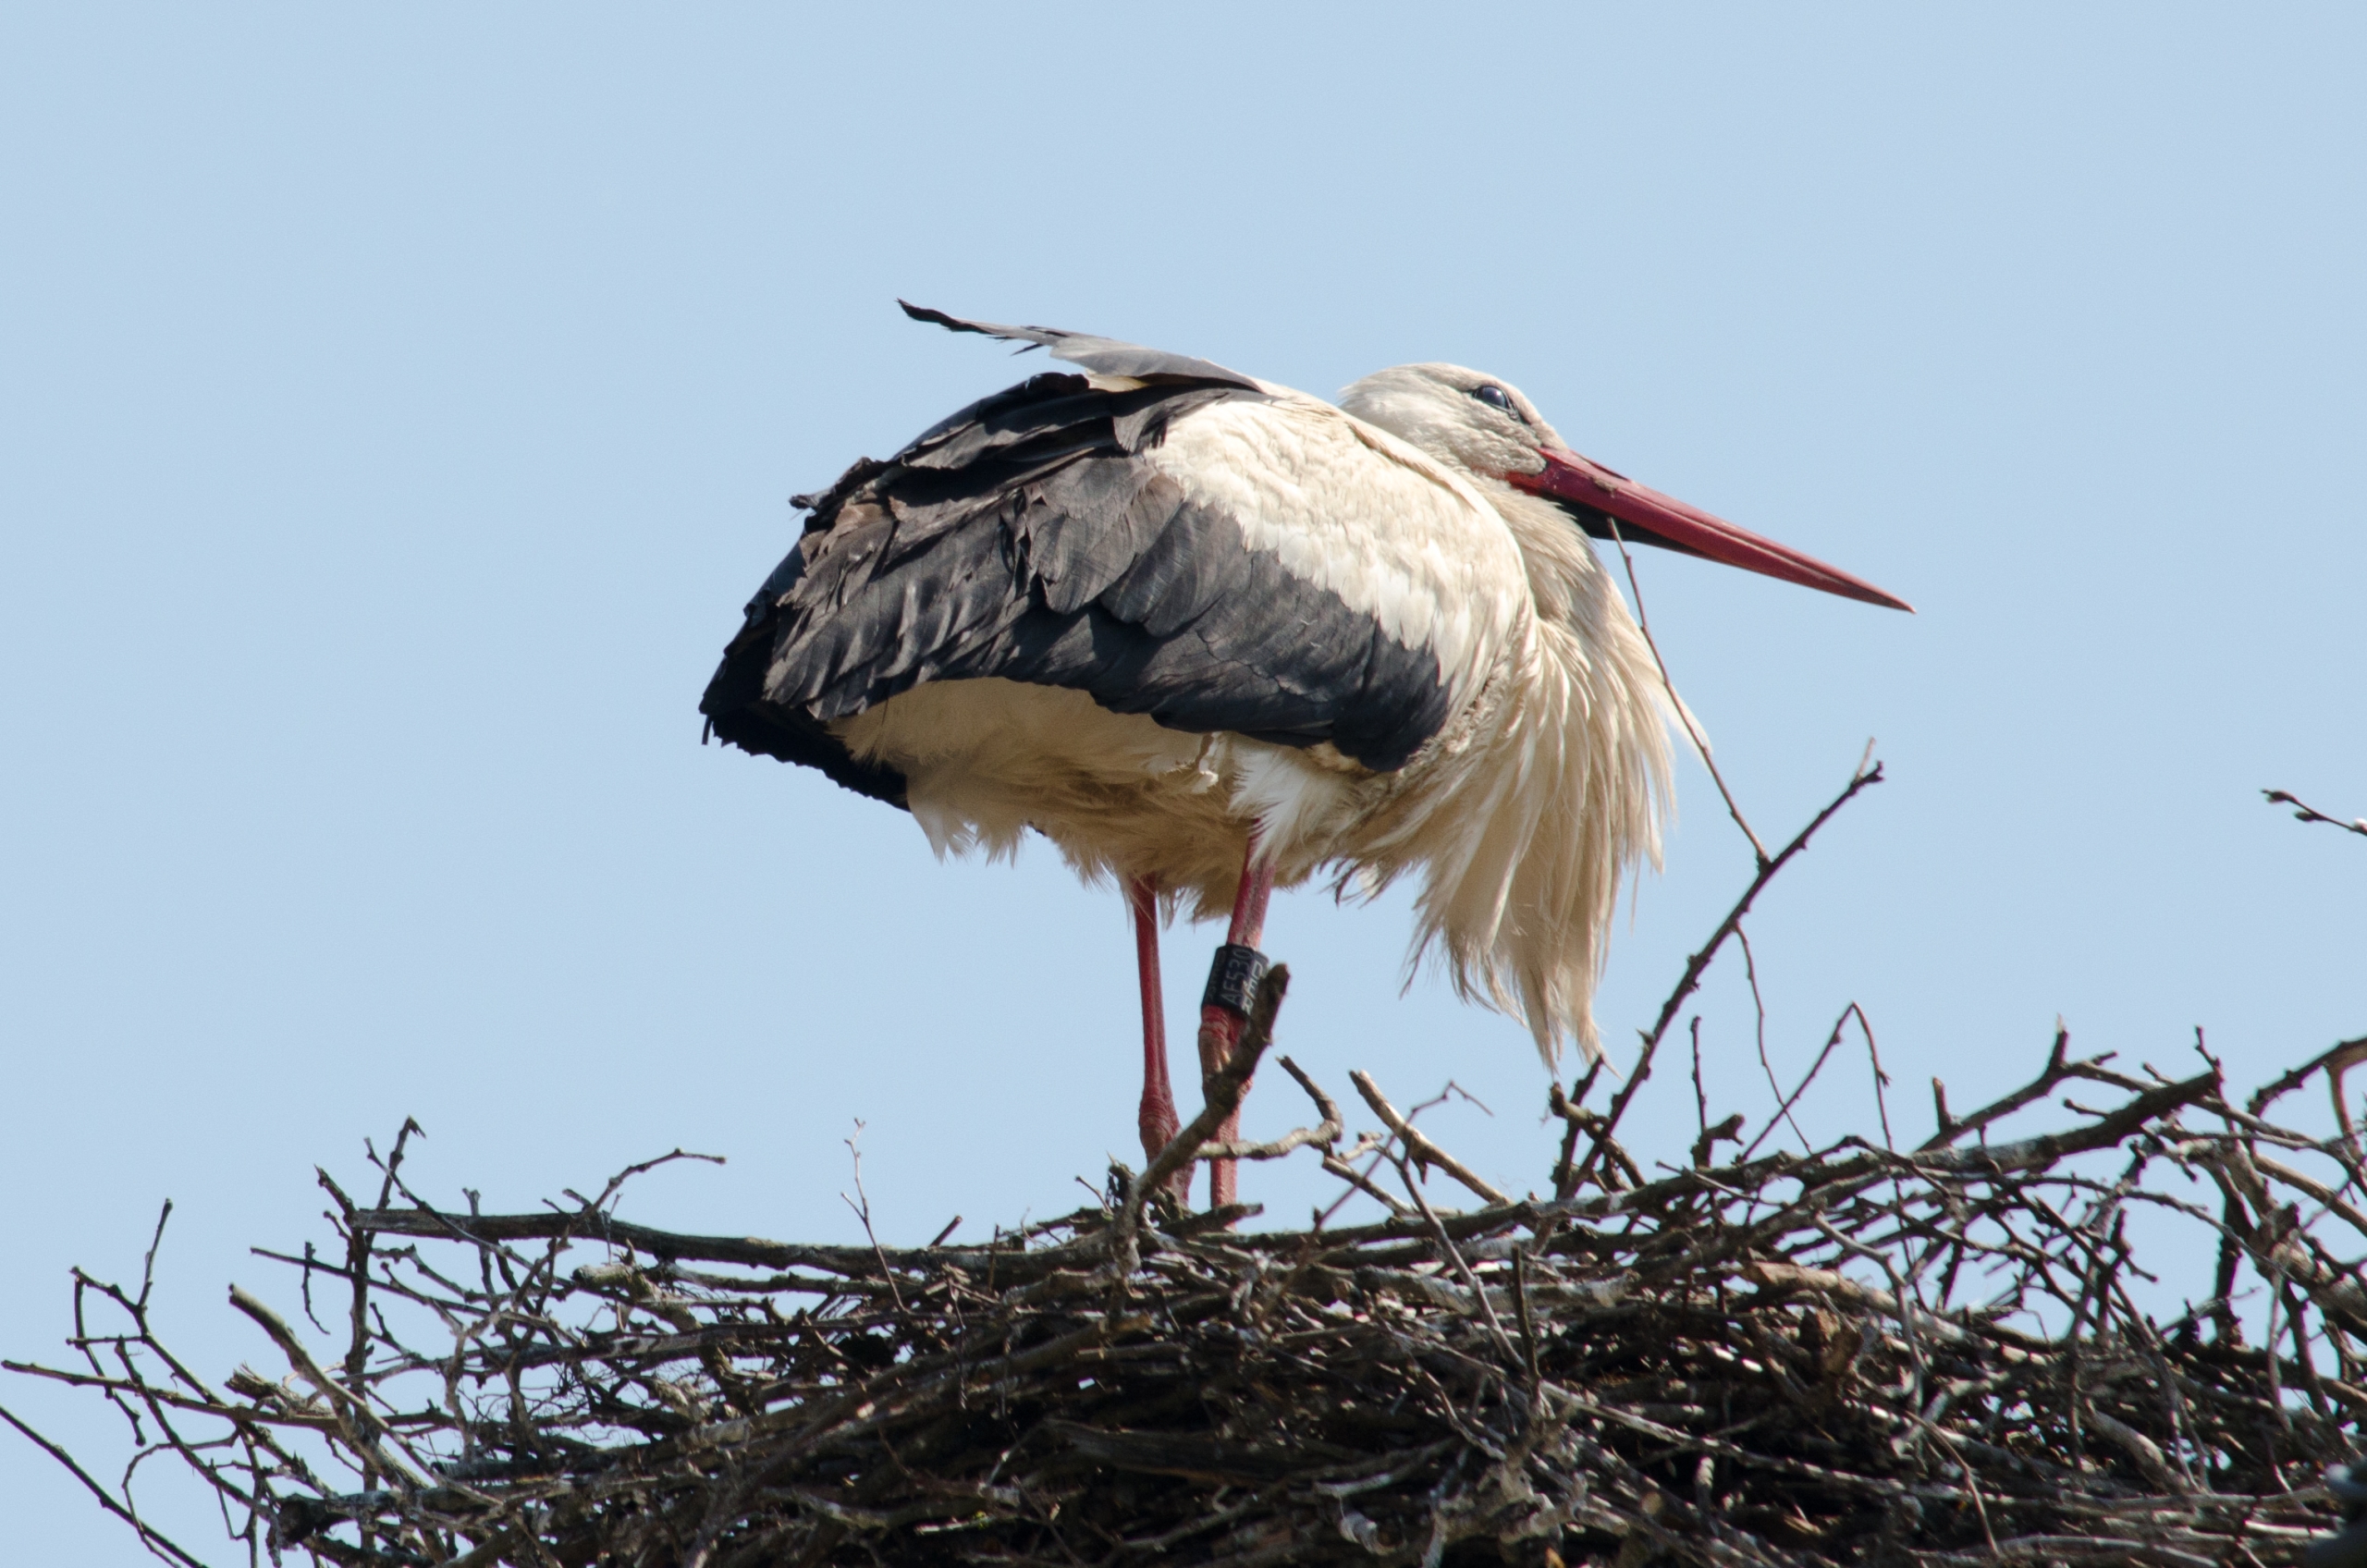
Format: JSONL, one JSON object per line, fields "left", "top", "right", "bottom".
{"left": 1200, "top": 943, "right": 1270, "bottom": 1019}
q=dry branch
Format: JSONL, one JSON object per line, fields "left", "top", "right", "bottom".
{"left": 2265, "top": 788, "right": 2367, "bottom": 843}
{"left": 1351, "top": 1070, "right": 1512, "bottom": 1208}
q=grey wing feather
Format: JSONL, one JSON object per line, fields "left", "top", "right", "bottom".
{"left": 898, "top": 301, "right": 1263, "bottom": 392}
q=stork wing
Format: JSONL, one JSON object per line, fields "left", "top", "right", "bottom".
{"left": 700, "top": 368, "right": 1466, "bottom": 807}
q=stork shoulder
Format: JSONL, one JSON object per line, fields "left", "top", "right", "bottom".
{"left": 1143, "top": 393, "right": 1530, "bottom": 692}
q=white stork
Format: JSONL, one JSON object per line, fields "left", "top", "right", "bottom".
{"left": 703, "top": 305, "right": 1907, "bottom": 1208}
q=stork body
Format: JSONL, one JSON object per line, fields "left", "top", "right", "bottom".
{"left": 703, "top": 307, "right": 1906, "bottom": 1206}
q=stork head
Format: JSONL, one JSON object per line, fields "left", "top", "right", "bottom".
{"left": 1339, "top": 364, "right": 1910, "bottom": 612}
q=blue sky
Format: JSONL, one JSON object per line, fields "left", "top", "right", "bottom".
{"left": 4, "top": 6, "right": 2361, "bottom": 1556}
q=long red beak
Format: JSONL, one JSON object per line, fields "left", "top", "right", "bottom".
{"left": 1509, "top": 448, "right": 1912, "bottom": 612}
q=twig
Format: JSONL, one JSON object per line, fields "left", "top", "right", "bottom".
{"left": 1689, "top": 1017, "right": 1710, "bottom": 1149}
{"left": 2264, "top": 789, "right": 2367, "bottom": 842}
{"left": 1691, "top": 1114, "right": 1746, "bottom": 1170}
{"left": 840, "top": 1121, "right": 907, "bottom": 1315}
{"left": 1682, "top": 1017, "right": 1746, "bottom": 1168}
{"left": 225, "top": 1285, "right": 435, "bottom": 1491}
{"left": 1574, "top": 751, "right": 1885, "bottom": 1187}
{"left": 1196, "top": 1056, "right": 1342, "bottom": 1161}
{"left": 1386, "top": 1151, "right": 1519, "bottom": 1364}
{"left": 0, "top": 1402, "right": 211, "bottom": 1568}
{"left": 1609, "top": 520, "right": 1770, "bottom": 865}
{"left": 1735, "top": 1005, "right": 1853, "bottom": 1163}
{"left": 1350, "top": 1072, "right": 1511, "bottom": 1207}
{"left": 1919, "top": 1024, "right": 2132, "bottom": 1151}
{"left": 1318, "top": 1136, "right": 1414, "bottom": 1219}
{"left": 2249, "top": 1035, "right": 2367, "bottom": 1118}
{"left": 1736, "top": 925, "right": 1805, "bottom": 1153}
{"left": 1856, "top": 1004, "right": 1895, "bottom": 1151}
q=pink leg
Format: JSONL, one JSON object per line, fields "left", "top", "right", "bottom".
{"left": 1129, "top": 875, "right": 1182, "bottom": 1177}
{"left": 1196, "top": 834, "right": 1276, "bottom": 1210}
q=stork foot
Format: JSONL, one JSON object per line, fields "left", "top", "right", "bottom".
{"left": 1137, "top": 1085, "right": 1182, "bottom": 1170}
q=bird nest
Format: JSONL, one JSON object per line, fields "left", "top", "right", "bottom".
{"left": 13, "top": 770, "right": 2367, "bottom": 1568}
{"left": 15, "top": 1020, "right": 2367, "bottom": 1568}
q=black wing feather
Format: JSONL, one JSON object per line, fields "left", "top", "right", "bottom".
{"left": 702, "top": 362, "right": 1453, "bottom": 808}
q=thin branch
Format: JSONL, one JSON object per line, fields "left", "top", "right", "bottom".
{"left": 1918, "top": 1024, "right": 2139, "bottom": 1152}
{"left": 1350, "top": 1072, "right": 1511, "bottom": 1207}
{"left": 1689, "top": 1018, "right": 1711, "bottom": 1150}
{"left": 1736, "top": 924, "right": 1803, "bottom": 1153}
{"left": 1573, "top": 750, "right": 1885, "bottom": 1187}
{"left": 2264, "top": 788, "right": 2367, "bottom": 843}
{"left": 1735, "top": 1004, "right": 1854, "bottom": 1164}
{"left": 840, "top": 1121, "right": 907, "bottom": 1316}
{"left": 1857, "top": 1003, "right": 1895, "bottom": 1151}
{"left": 1608, "top": 520, "right": 1769, "bottom": 865}
{"left": 224, "top": 1286, "right": 435, "bottom": 1491}
{"left": 1195, "top": 1056, "right": 1342, "bottom": 1162}
{"left": 0, "top": 1401, "right": 212, "bottom": 1568}
{"left": 2249, "top": 1035, "right": 2367, "bottom": 1118}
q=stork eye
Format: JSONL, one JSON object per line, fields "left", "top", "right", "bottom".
{"left": 1471, "top": 384, "right": 1519, "bottom": 418}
